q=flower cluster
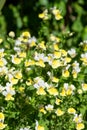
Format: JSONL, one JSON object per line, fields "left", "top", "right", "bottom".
{"left": 0, "top": 6, "right": 87, "bottom": 130}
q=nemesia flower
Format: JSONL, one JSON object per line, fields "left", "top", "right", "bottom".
{"left": 8, "top": 74, "right": 18, "bottom": 85}
{"left": 34, "top": 77, "right": 48, "bottom": 89}
{"left": 51, "top": 59, "right": 62, "bottom": 69}
{"left": 76, "top": 123, "right": 85, "bottom": 130}
{"left": 45, "top": 104, "right": 54, "bottom": 111}
{"left": 0, "top": 122, "right": 7, "bottom": 130}
{"left": 38, "top": 9, "right": 48, "bottom": 20}
{"left": 38, "top": 41, "right": 46, "bottom": 50}
{"left": 73, "top": 114, "right": 82, "bottom": 123}
{"left": 53, "top": 51, "right": 61, "bottom": 59}
{"left": 82, "top": 83, "right": 87, "bottom": 91}
{"left": 47, "top": 86, "right": 58, "bottom": 96}
{"left": 2, "top": 82, "right": 15, "bottom": 101}
{"left": 21, "top": 31, "right": 31, "bottom": 39}
{"left": 68, "top": 48, "right": 76, "bottom": 58}
{"left": 28, "top": 36, "right": 36, "bottom": 47}
{"left": 77, "top": 89, "right": 83, "bottom": 94}
{"left": 50, "top": 34, "right": 60, "bottom": 43}
{"left": 8, "top": 31, "right": 15, "bottom": 38}
{"left": 0, "top": 113, "right": 7, "bottom": 129}
{"left": 39, "top": 107, "right": 46, "bottom": 114}
{"left": 0, "top": 38, "right": 3, "bottom": 44}
{"left": 55, "top": 108, "right": 64, "bottom": 116}
{"left": 0, "top": 66, "right": 8, "bottom": 76}
{"left": 14, "top": 71, "right": 22, "bottom": 80}
{"left": 0, "top": 113, "right": 4, "bottom": 122}
{"left": 11, "top": 55, "right": 22, "bottom": 64}
{"left": 60, "top": 49, "right": 67, "bottom": 57}
{"left": 55, "top": 98, "right": 62, "bottom": 105}
{"left": 67, "top": 108, "right": 76, "bottom": 114}
{"left": 20, "top": 127, "right": 31, "bottom": 130}
{"left": 80, "top": 53, "right": 87, "bottom": 65}
{"left": 36, "top": 87, "right": 46, "bottom": 95}
{"left": 0, "top": 58, "right": 7, "bottom": 67}
{"left": 25, "top": 60, "right": 35, "bottom": 67}
{"left": 0, "top": 49, "right": 5, "bottom": 58}
{"left": 35, "top": 121, "right": 44, "bottom": 130}
{"left": 52, "top": 7, "right": 62, "bottom": 20}
{"left": 18, "top": 52, "right": 26, "bottom": 58}
{"left": 52, "top": 77, "right": 59, "bottom": 83}
{"left": 53, "top": 43, "right": 59, "bottom": 51}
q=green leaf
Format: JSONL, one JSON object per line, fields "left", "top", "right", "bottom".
{"left": 0, "top": 0, "right": 6, "bottom": 12}
{"left": 72, "top": 17, "right": 83, "bottom": 32}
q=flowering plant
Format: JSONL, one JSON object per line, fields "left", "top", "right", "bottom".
{"left": 0, "top": 7, "right": 87, "bottom": 130}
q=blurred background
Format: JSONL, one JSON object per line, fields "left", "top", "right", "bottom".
{"left": 0, "top": 0, "right": 87, "bottom": 46}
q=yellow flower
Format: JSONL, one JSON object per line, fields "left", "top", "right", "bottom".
{"left": 82, "top": 83, "right": 87, "bottom": 91}
{"left": 39, "top": 107, "right": 46, "bottom": 114}
{"left": 35, "top": 121, "right": 45, "bottom": 130}
{"left": 37, "top": 125, "right": 44, "bottom": 130}
{"left": 0, "top": 113, "right": 4, "bottom": 121}
{"left": 68, "top": 108, "right": 76, "bottom": 114}
{"left": 52, "top": 60, "right": 61, "bottom": 69}
{"left": 72, "top": 70, "right": 77, "bottom": 78}
{"left": 14, "top": 71, "right": 22, "bottom": 80}
{"left": 0, "top": 58, "right": 7, "bottom": 67}
{"left": 19, "top": 86, "right": 25, "bottom": 92}
{"left": 47, "top": 87, "right": 58, "bottom": 96}
{"left": 76, "top": 123, "right": 85, "bottom": 130}
{"left": 83, "top": 44, "right": 87, "bottom": 51}
{"left": 25, "top": 60, "right": 35, "bottom": 67}
{"left": 9, "top": 77, "right": 18, "bottom": 85}
{"left": 45, "top": 104, "right": 54, "bottom": 111}
{"left": 5, "top": 93, "right": 14, "bottom": 101}
{"left": 62, "top": 70, "right": 70, "bottom": 78}
{"left": 78, "top": 89, "right": 83, "bottom": 94}
{"left": 64, "top": 57, "right": 71, "bottom": 63}
{"left": 38, "top": 9, "right": 48, "bottom": 20}
{"left": 60, "top": 49, "right": 67, "bottom": 57}
{"left": 12, "top": 56, "right": 22, "bottom": 64}
{"left": 18, "top": 52, "right": 26, "bottom": 58}
{"left": 73, "top": 114, "right": 82, "bottom": 123}
{"left": 52, "top": 77, "right": 59, "bottom": 83}
{"left": 54, "top": 51, "right": 61, "bottom": 58}
{"left": 60, "top": 89, "right": 66, "bottom": 96}
{"left": 55, "top": 98, "right": 62, "bottom": 105}
{"left": 35, "top": 60, "right": 45, "bottom": 67}
{"left": 36, "top": 87, "right": 46, "bottom": 95}
{"left": 66, "top": 89, "right": 72, "bottom": 95}
{"left": 8, "top": 31, "right": 15, "bottom": 38}
{"left": 52, "top": 9, "right": 62, "bottom": 20}
{"left": 0, "top": 122, "right": 7, "bottom": 129}
{"left": 39, "top": 41, "right": 46, "bottom": 50}
{"left": 26, "top": 79, "right": 33, "bottom": 86}
{"left": 80, "top": 58, "right": 87, "bottom": 65}
{"left": 55, "top": 108, "right": 64, "bottom": 116}
{"left": 53, "top": 43, "right": 59, "bottom": 51}
{"left": 22, "top": 31, "right": 31, "bottom": 38}
{"left": 30, "top": 41, "right": 36, "bottom": 47}
{"left": 0, "top": 38, "right": 3, "bottom": 44}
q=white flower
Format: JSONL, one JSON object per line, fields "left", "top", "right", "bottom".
{"left": 68, "top": 48, "right": 76, "bottom": 58}
{"left": 2, "top": 82, "right": 15, "bottom": 101}
{"left": 20, "top": 127, "right": 31, "bottom": 130}
{"left": 45, "top": 104, "right": 54, "bottom": 111}
{"left": 73, "top": 114, "right": 82, "bottom": 123}
{"left": 34, "top": 77, "right": 48, "bottom": 89}
{"left": 15, "top": 38, "right": 22, "bottom": 46}
{"left": 28, "top": 36, "right": 36, "bottom": 44}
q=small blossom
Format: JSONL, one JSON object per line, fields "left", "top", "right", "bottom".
{"left": 55, "top": 108, "right": 64, "bottom": 116}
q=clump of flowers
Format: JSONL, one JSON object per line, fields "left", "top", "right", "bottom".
{"left": 0, "top": 6, "right": 87, "bottom": 130}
